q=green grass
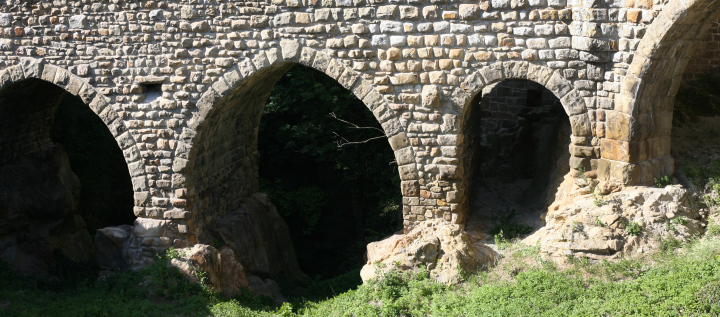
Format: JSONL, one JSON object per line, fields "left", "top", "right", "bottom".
{"left": 3, "top": 236, "right": 720, "bottom": 316}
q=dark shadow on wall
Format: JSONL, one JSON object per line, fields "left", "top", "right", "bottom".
{"left": 462, "top": 79, "right": 571, "bottom": 240}
{"left": 0, "top": 78, "right": 134, "bottom": 277}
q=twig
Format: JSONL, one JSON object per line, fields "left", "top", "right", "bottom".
{"left": 332, "top": 132, "right": 386, "bottom": 147}
{"left": 328, "top": 112, "right": 386, "bottom": 147}
{"left": 328, "top": 112, "right": 385, "bottom": 133}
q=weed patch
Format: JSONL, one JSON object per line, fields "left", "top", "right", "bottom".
{"left": 489, "top": 208, "right": 532, "bottom": 240}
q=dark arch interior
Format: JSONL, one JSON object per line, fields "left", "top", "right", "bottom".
{"left": 462, "top": 79, "right": 571, "bottom": 240}
{"left": 671, "top": 18, "right": 720, "bottom": 196}
{"left": 0, "top": 78, "right": 134, "bottom": 276}
{"left": 186, "top": 64, "right": 401, "bottom": 298}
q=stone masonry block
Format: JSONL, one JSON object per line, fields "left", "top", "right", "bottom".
{"left": 395, "top": 147, "right": 415, "bottom": 165}
{"left": 134, "top": 218, "right": 169, "bottom": 237}
{"left": 362, "top": 90, "right": 385, "bottom": 111}
{"left": 351, "top": 79, "right": 373, "bottom": 100}
{"left": 398, "top": 164, "right": 420, "bottom": 180}
{"left": 569, "top": 114, "right": 593, "bottom": 137}
{"left": 280, "top": 39, "right": 301, "bottom": 61}
{"left": 401, "top": 180, "right": 420, "bottom": 197}
{"left": 479, "top": 64, "right": 504, "bottom": 84}
{"left": 132, "top": 176, "right": 149, "bottom": 192}
{"left": 388, "top": 133, "right": 410, "bottom": 150}
{"left": 451, "top": 87, "right": 470, "bottom": 108}
{"left": 421, "top": 85, "right": 441, "bottom": 108}
{"left": 503, "top": 60, "right": 529, "bottom": 79}
{"left": 20, "top": 57, "right": 43, "bottom": 78}
{"left": 527, "top": 63, "right": 554, "bottom": 86}
{"left": 561, "top": 89, "right": 587, "bottom": 116}
{"left": 546, "top": 71, "right": 573, "bottom": 99}
{"left": 298, "top": 47, "right": 317, "bottom": 67}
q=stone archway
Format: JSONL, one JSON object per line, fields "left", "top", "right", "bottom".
{"left": 451, "top": 61, "right": 593, "bottom": 229}
{"left": 0, "top": 58, "right": 146, "bottom": 274}
{"left": 611, "top": 0, "right": 720, "bottom": 185}
{"left": 177, "top": 46, "right": 421, "bottom": 284}
{"left": 178, "top": 46, "right": 421, "bottom": 231}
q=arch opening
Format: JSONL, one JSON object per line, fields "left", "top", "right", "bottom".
{"left": 0, "top": 78, "right": 134, "bottom": 276}
{"left": 668, "top": 17, "right": 720, "bottom": 212}
{"left": 186, "top": 63, "right": 401, "bottom": 298}
{"left": 461, "top": 79, "right": 571, "bottom": 240}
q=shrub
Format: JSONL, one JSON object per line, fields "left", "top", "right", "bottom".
{"left": 624, "top": 220, "right": 643, "bottom": 236}
{"left": 653, "top": 175, "right": 673, "bottom": 188}
{"left": 658, "top": 236, "right": 682, "bottom": 252}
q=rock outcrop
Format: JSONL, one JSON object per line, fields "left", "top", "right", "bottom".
{"left": 526, "top": 175, "right": 705, "bottom": 260}
{"left": 0, "top": 144, "right": 94, "bottom": 275}
{"left": 360, "top": 220, "right": 498, "bottom": 284}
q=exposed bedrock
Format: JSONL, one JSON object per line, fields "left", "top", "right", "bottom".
{"left": 0, "top": 144, "right": 94, "bottom": 275}
{"left": 171, "top": 244, "right": 287, "bottom": 303}
{"left": 361, "top": 220, "right": 498, "bottom": 284}
{"left": 527, "top": 176, "right": 705, "bottom": 260}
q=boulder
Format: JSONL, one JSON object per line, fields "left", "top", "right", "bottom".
{"left": 360, "top": 220, "right": 498, "bottom": 284}
{"left": 171, "top": 244, "right": 285, "bottom": 302}
{"left": 202, "top": 194, "right": 307, "bottom": 282}
{"left": 0, "top": 144, "right": 94, "bottom": 276}
{"left": 95, "top": 225, "right": 133, "bottom": 270}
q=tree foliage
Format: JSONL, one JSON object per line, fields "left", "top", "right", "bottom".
{"left": 258, "top": 65, "right": 401, "bottom": 279}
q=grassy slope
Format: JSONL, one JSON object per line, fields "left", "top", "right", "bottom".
{"left": 6, "top": 228, "right": 719, "bottom": 317}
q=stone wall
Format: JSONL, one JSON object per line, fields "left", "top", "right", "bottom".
{"left": 0, "top": 0, "right": 712, "bottom": 268}
{"left": 476, "top": 79, "right": 563, "bottom": 134}
{"left": 682, "top": 20, "right": 720, "bottom": 82}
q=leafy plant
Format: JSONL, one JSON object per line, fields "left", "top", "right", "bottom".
{"left": 707, "top": 220, "right": 720, "bottom": 236}
{"left": 667, "top": 217, "right": 688, "bottom": 233}
{"left": 658, "top": 236, "right": 682, "bottom": 252}
{"left": 594, "top": 217, "right": 607, "bottom": 228}
{"left": 704, "top": 178, "right": 720, "bottom": 207}
{"left": 494, "top": 230, "right": 511, "bottom": 250}
{"left": 697, "top": 279, "right": 720, "bottom": 314}
{"left": 165, "top": 247, "right": 184, "bottom": 260}
{"left": 653, "top": 175, "right": 673, "bottom": 188}
{"left": 489, "top": 208, "right": 532, "bottom": 240}
{"left": 624, "top": 220, "right": 643, "bottom": 236}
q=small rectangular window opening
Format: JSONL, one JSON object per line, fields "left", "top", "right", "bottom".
{"left": 143, "top": 83, "right": 162, "bottom": 102}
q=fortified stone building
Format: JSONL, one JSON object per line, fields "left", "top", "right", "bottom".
{"left": 0, "top": 0, "right": 716, "bottom": 269}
